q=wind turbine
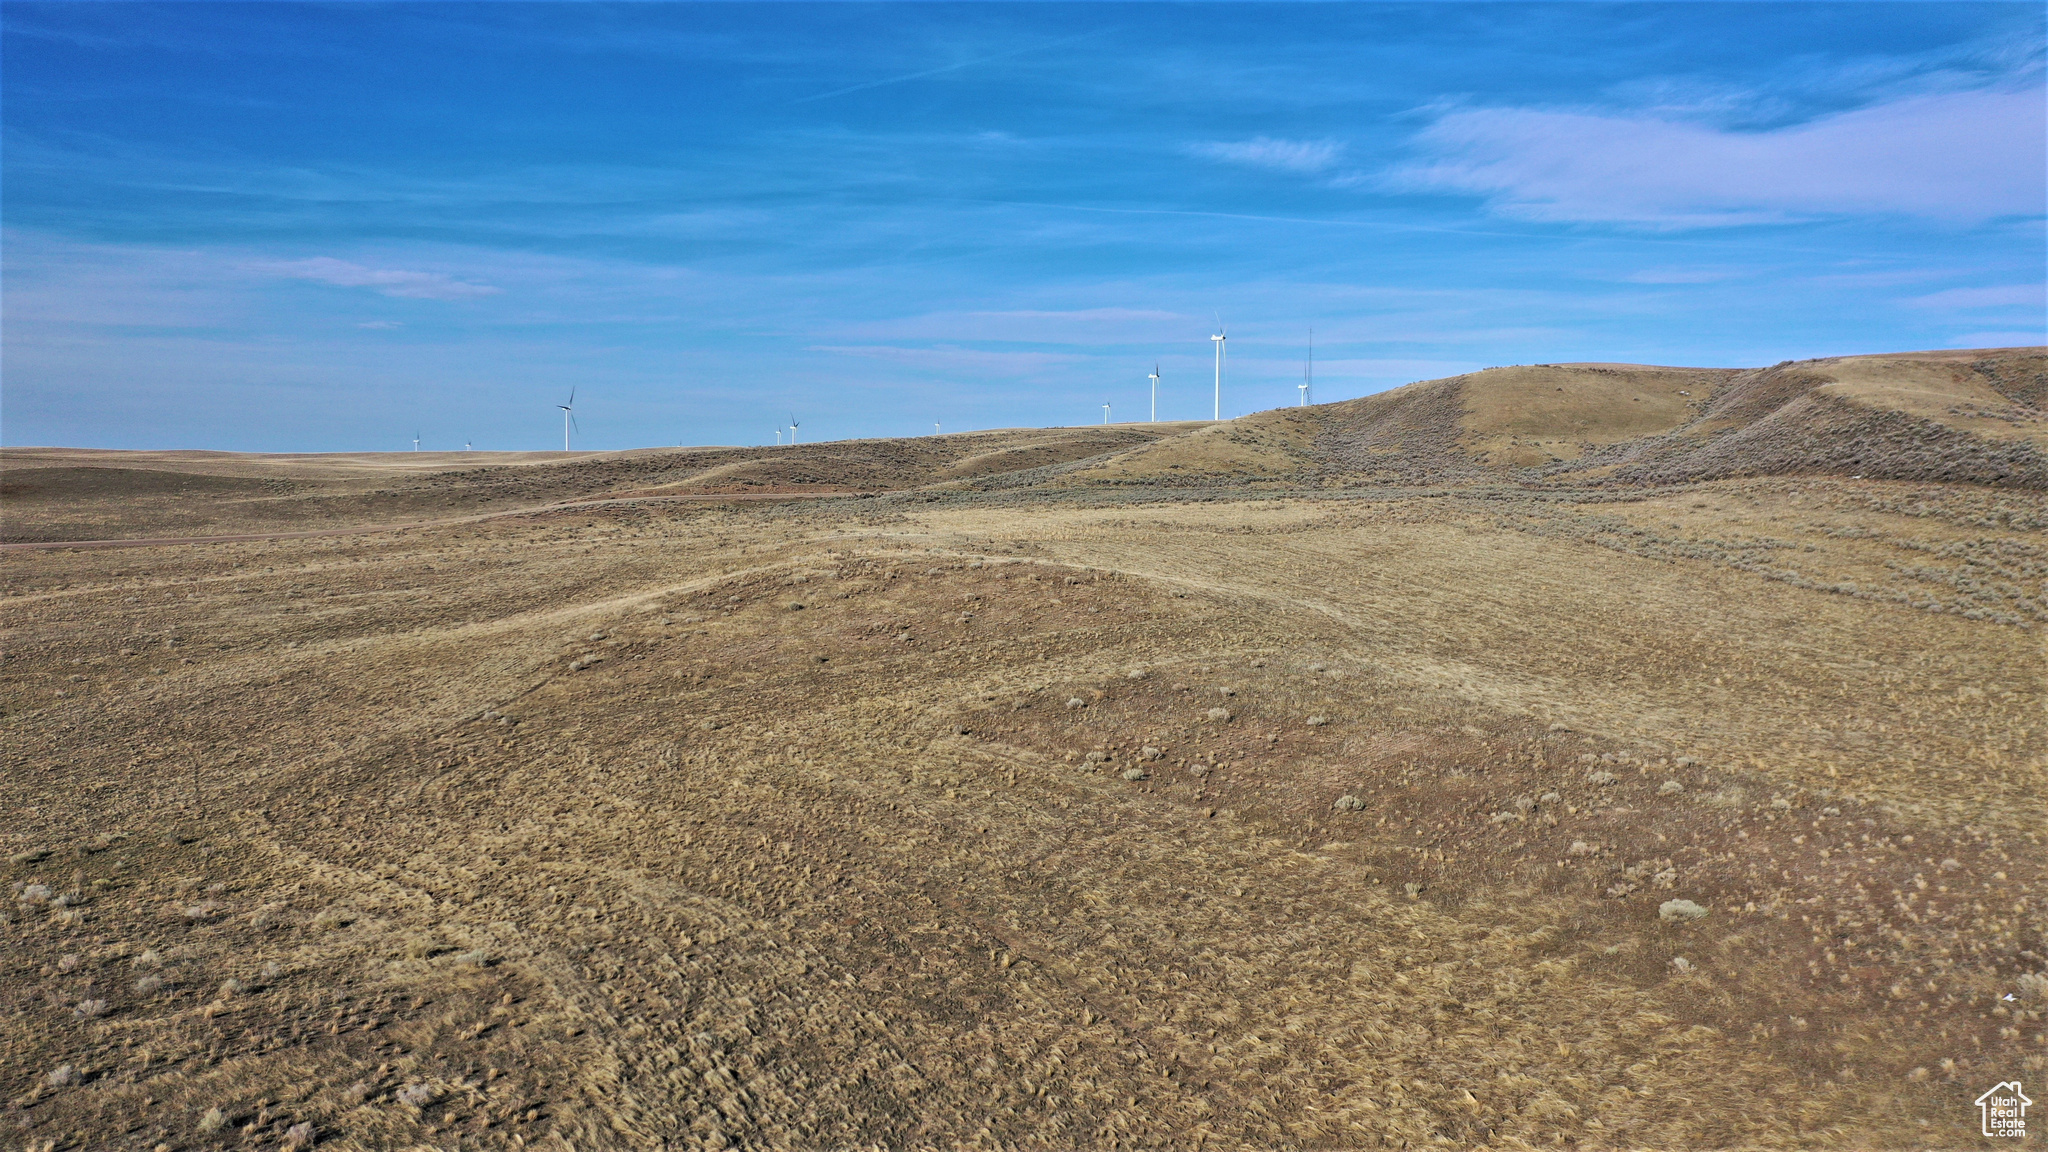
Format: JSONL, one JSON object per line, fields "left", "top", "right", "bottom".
{"left": 774, "top": 428, "right": 782, "bottom": 446}
{"left": 465, "top": 440, "right": 473, "bottom": 452}
{"left": 788, "top": 413, "right": 799, "bottom": 446}
{"left": 412, "top": 432, "right": 420, "bottom": 452}
{"left": 556, "top": 388, "right": 578, "bottom": 451}
{"left": 934, "top": 421, "right": 941, "bottom": 436}
{"left": 1211, "top": 319, "right": 1227, "bottom": 421}
{"left": 1149, "top": 364, "right": 1159, "bottom": 422}
{"left": 1300, "top": 326, "right": 1313, "bottom": 407}
{"left": 1102, "top": 402, "right": 1111, "bottom": 425}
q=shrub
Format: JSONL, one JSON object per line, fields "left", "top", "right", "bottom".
{"left": 1659, "top": 899, "right": 1708, "bottom": 922}
{"left": 1206, "top": 707, "right": 1232, "bottom": 722}
{"left": 1122, "top": 768, "right": 1148, "bottom": 781}
{"left": 1658, "top": 780, "right": 1685, "bottom": 795}
{"left": 397, "top": 1082, "right": 442, "bottom": 1108}
{"left": 1332, "top": 795, "right": 1365, "bottom": 811}
{"left": 46, "top": 1065, "right": 78, "bottom": 1088}
{"left": 197, "top": 1106, "right": 227, "bottom": 1133}
{"left": 75, "top": 999, "right": 110, "bottom": 1018}
{"left": 135, "top": 974, "right": 165, "bottom": 995}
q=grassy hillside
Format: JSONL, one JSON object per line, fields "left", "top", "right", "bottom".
{"left": 1067, "top": 347, "right": 2045, "bottom": 490}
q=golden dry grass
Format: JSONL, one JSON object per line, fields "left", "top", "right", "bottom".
{"left": 3, "top": 461, "right": 2042, "bottom": 1149}
{"left": 0, "top": 426, "right": 1188, "bottom": 545}
{"left": 4, "top": 350, "right": 2044, "bottom": 1148}
{"left": 1062, "top": 348, "right": 2045, "bottom": 490}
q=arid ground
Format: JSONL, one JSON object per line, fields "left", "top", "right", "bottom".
{"left": 3, "top": 349, "right": 2044, "bottom": 1151}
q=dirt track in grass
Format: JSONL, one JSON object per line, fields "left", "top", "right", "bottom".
{"left": 4, "top": 470, "right": 2042, "bottom": 1150}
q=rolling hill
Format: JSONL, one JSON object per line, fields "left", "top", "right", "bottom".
{"left": 1067, "top": 346, "right": 2046, "bottom": 490}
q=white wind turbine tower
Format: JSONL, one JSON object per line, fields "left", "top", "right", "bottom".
{"left": 1211, "top": 319, "right": 1227, "bottom": 421}
{"left": 1149, "top": 364, "right": 1159, "bottom": 422}
{"left": 556, "top": 388, "right": 577, "bottom": 452}
{"left": 412, "top": 432, "right": 420, "bottom": 452}
{"left": 1300, "top": 326, "right": 1313, "bottom": 407}
{"left": 1102, "top": 402, "right": 1111, "bottom": 425}
{"left": 774, "top": 428, "right": 782, "bottom": 446}
{"left": 788, "top": 413, "right": 799, "bottom": 446}
{"left": 934, "top": 421, "right": 941, "bottom": 436}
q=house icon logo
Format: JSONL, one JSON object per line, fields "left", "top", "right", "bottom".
{"left": 1977, "top": 1080, "right": 2032, "bottom": 1139}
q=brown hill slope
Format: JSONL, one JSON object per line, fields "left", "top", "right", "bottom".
{"left": 1069, "top": 347, "right": 2045, "bottom": 489}
{"left": 1574, "top": 348, "right": 2047, "bottom": 487}
{"left": 0, "top": 425, "right": 1205, "bottom": 543}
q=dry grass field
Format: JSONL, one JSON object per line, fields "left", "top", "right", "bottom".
{"left": 2, "top": 351, "right": 2043, "bottom": 1151}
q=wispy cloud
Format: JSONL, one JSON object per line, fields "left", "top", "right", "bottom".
{"left": 1619, "top": 267, "right": 1745, "bottom": 285}
{"left": 1391, "top": 87, "right": 2045, "bottom": 228}
{"left": 1945, "top": 331, "right": 2046, "bottom": 349}
{"left": 1905, "top": 284, "right": 2045, "bottom": 310}
{"left": 253, "top": 257, "right": 502, "bottom": 300}
{"left": 837, "top": 307, "right": 1192, "bottom": 343}
{"left": 807, "top": 344, "right": 1083, "bottom": 375}
{"left": 1188, "top": 136, "right": 1344, "bottom": 174}
{"left": 787, "top": 30, "right": 1108, "bottom": 105}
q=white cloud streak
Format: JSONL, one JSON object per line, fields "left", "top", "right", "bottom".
{"left": 807, "top": 344, "right": 1084, "bottom": 376}
{"left": 1391, "top": 87, "right": 2045, "bottom": 228}
{"left": 835, "top": 307, "right": 1193, "bottom": 343}
{"left": 1945, "top": 330, "right": 2047, "bottom": 348}
{"left": 1188, "top": 136, "right": 1345, "bottom": 174}
{"left": 1905, "top": 283, "right": 2045, "bottom": 310}
{"left": 254, "top": 257, "right": 502, "bottom": 300}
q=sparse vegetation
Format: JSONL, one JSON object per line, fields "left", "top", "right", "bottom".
{"left": 1, "top": 355, "right": 2041, "bottom": 1148}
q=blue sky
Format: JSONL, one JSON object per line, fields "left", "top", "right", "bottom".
{"left": 3, "top": 2, "right": 2043, "bottom": 452}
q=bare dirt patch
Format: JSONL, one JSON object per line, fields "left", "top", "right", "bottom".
{"left": 3, "top": 468, "right": 2040, "bottom": 1150}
